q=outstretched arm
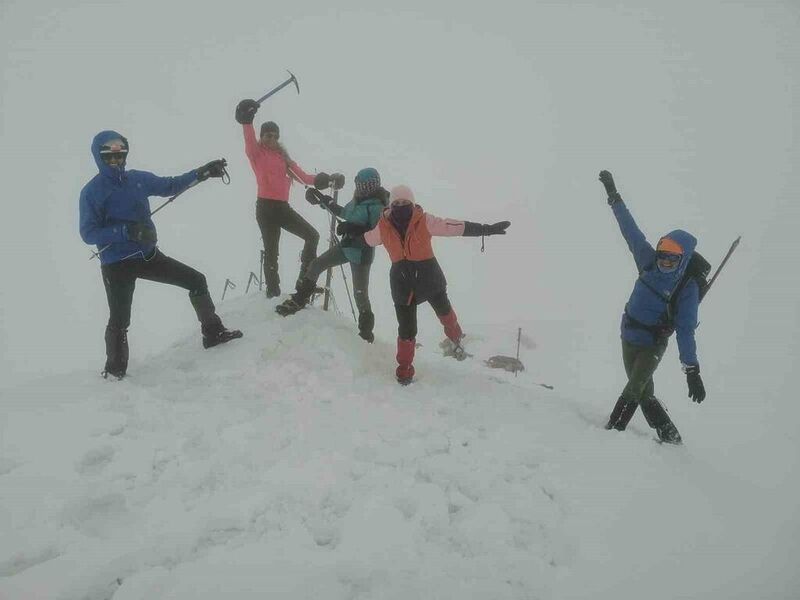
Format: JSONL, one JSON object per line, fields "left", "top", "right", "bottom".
{"left": 425, "top": 214, "right": 466, "bottom": 236}
{"left": 140, "top": 170, "right": 198, "bottom": 197}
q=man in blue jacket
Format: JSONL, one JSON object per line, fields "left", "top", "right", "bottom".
{"left": 80, "top": 130, "right": 242, "bottom": 379}
{"left": 600, "top": 170, "right": 706, "bottom": 444}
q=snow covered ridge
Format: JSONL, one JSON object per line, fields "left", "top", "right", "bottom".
{"left": 0, "top": 295, "right": 795, "bottom": 599}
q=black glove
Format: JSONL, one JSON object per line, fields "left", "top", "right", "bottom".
{"left": 235, "top": 99, "right": 259, "bottom": 125}
{"left": 485, "top": 221, "right": 510, "bottom": 235}
{"left": 330, "top": 173, "right": 345, "bottom": 190}
{"left": 599, "top": 170, "right": 622, "bottom": 205}
{"left": 463, "top": 221, "right": 511, "bottom": 237}
{"left": 305, "top": 188, "right": 334, "bottom": 207}
{"left": 314, "top": 172, "right": 331, "bottom": 190}
{"left": 337, "top": 221, "right": 370, "bottom": 237}
{"left": 684, "top": 365, "right": 706, "bottom": 403}
{"left": 196, "top": 159, "right": 227, "bottom": 182}
{"left": 126, "top": 222, "right": 157, "bottom": 244}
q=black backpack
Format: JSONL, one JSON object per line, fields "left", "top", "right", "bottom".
{"left": 666, "top": 251, "right": 711, "bottom": 322}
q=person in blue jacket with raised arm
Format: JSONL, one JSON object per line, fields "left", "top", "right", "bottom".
{"left": 79, "top": 130, "right": 242, "bottom": 380}
{"left": 600, "top": 170, "right": 706, "bottom": 444}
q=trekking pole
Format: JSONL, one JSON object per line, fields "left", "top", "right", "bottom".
{"left": 259, "top": 250, "right": 265, "bottom": 290}
{"left": 322, "top": 188, "right": 339, "bottom": 312}
{"left": 704, "top": 236, "right": 741, "bottom": 298}
{"left": 256, "top": 71, "right": 300, "bottom": 105}
{"left": 245, "top": 271, "right": 260, "bottom": 294}
{"left": 515, "top": 327, "right": 522, "bottom": 378}
{"left": 338, "top": 262, "right": 358, "bottom": 324}
{"left": 221, "top": 278, "right": 236, "bottom": 301}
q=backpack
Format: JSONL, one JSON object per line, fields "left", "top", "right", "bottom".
{"left": 665, "top": 251, "right": 711, "bottom": 322}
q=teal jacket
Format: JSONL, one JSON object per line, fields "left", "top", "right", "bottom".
{"left": 335, "top": 190, "right": 388, "bottom": 264}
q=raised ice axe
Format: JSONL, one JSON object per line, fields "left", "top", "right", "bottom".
{"left": 256, "top": 70, "right": 300, "bottom": 105}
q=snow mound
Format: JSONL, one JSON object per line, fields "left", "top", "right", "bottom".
{"left": 1, "top": 294, "right": 796, "bottom": 599}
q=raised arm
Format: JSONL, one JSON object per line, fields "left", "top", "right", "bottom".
{"left": 600, "top": 170, "right": 654, "bottom": 271}
{"left": 242, "top": 123, "right": 259, "bottom": 161}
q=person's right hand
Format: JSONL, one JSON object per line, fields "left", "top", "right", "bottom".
{"left": 235, "top": 99, "right": 259, "bottom": 124}
{"left": 126, "top": 222, "right": 157, "bottom": 244}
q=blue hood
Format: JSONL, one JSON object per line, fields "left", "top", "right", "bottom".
{"left": 91, "top": 130, "right": 128, "bottom": 179}
{"left": 657, "top": 229, "right": 697, "bottom": 281}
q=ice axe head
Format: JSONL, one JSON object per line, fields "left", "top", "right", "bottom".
{"left": 287, "top": 70, "right": 300, "bottom": 95}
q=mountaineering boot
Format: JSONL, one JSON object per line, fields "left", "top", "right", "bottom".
{"left": 264, "top": 265, "right": 281, "bottom": 299}
{"left": 190, "top": 292, "right": 243, "bottom": 349}
{"left": 103, "top": 325, "right": 129, "bottom": 379}
{"left": 438, "top": 310, "right": 468, "bottom": 360}
{"left": 396, "top": 337, "right": 416, "bottom": 385}
{"left": 276, "top": 278, "right": 316, "bottom": 317}
{"left": 605, "top": 396, "right": 639, "bottom": 430}
{"left": 641, "top": 397, "right": 683, "bottom": 444}
{"left": 358, "top": 310, "right": 375, "bottom": 343}
{"left": 201, "top": 321, "right": 244, "bottom": 349}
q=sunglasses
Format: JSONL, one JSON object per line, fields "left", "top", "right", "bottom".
{"left": 656, "top": 252, "right": 681, "bottom": 264}
{"left": 261, "top": 132, "right": 279, "bottom": 139}
{"left": 101, "top": 152, "right": 127, "bottom": 163}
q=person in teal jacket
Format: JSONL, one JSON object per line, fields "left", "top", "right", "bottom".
{"left": 276, "top": 168, "right": 388, "bottom": 342}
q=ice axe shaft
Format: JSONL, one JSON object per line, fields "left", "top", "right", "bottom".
{"left": 256, "top": 70, "right": 300, "bottom": 105}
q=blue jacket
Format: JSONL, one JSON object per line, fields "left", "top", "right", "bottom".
{"left": 337, "top": 193, "right": 387, "bottom": 265}
{"left": 612, "top": 201, "right": 700, "bottom": 366}
{"left": 79, "top": 130, "right": 198, "bottom": 265}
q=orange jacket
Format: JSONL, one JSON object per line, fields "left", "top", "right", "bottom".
{"left": 367, "top": 205, "right": 465, "bottom": 262}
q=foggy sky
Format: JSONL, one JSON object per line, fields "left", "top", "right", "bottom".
{"left": 1, "top": 0, "right": 798, "bottom": 409}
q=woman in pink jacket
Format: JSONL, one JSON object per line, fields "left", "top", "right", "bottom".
{"left": 235, "top": 99, "right": 322, "bottom": 298}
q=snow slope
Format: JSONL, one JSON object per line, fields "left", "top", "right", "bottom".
{"left": 1, "top": 294, "right": 797, "bottom": 600}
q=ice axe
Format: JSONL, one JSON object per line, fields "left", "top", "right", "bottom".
{"left": 256, "top": 70, "right": 300, "bottom": 105}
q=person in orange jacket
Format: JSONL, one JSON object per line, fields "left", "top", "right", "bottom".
{"left": 362, "top": 184, "right": 510, "bottom": 384}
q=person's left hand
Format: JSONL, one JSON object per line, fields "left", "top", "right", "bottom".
{"left": 484, "top": 221, "right": 511, "bottom": 235}
{"left": 197, "top": 159, "right": 227, "bottom": 181}
{"left": 685, "top": 365, "right": 706, "bottom": 403}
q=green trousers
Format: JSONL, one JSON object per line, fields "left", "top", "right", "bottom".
{"left": 620, "top": 338, "right": 668, "bottom": 405}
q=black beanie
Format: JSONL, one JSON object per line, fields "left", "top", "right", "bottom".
{"left": 260, "top": 121, "right": 280, "bottom": 136}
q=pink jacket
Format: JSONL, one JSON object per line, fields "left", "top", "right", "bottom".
{"left": 242, "top": 124, "right": 314, "bottom": 201}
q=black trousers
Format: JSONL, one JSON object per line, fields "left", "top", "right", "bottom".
{"left": 394, "top": 289, "right": 453, "bottom": 340}
{"left": 256, "top": 199, "right": 320, "bottom": 290}
{"left": 101, "top": 249, "right": 209, "bottom": 330}
{"left": 304, "top": 246, "right": 373, "bottom": 313}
